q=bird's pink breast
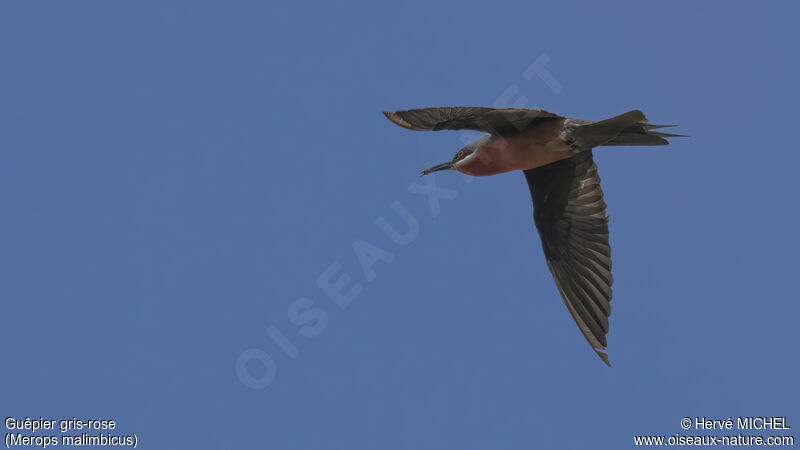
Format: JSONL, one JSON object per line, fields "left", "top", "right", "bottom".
{"left": 456, "top": 144, "right": 517, "bottom": 176}
{"left": 456, "top": 120, "right": 572, "bottom": 177}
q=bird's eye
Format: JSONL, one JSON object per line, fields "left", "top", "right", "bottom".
{"left": 456, "top": 151, "right": 464, "bottom": 159}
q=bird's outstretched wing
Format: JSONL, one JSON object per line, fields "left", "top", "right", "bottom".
{"left": 383, "top": 107, "right": 562, "bottom": 135}
{"left": 523, "top": 151, "right": 613, "bottom": 366}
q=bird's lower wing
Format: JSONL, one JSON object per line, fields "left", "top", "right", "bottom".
{"left": 383, "top": 107, "right": 562, "bottom": 134}
{"left": 523, "top": 151, "right": 614, "bottom": 366}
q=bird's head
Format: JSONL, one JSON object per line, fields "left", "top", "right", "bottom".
{"left": 421, "top": 135, "right": 491, "bottom": 176}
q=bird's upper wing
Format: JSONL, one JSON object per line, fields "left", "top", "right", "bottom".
{"left": 523, "top": 150, "right": 613, "bottom": 366}
{"left": 383, "top": 107, "right": 562, "bottom": 135}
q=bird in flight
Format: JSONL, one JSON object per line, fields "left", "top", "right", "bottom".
{"left": 383, "top": 107, "right": 683, "bottom": 366}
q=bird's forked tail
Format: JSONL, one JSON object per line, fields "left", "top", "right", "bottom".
{"left": 566, "top": 110, "right": 686, "bottom": 149}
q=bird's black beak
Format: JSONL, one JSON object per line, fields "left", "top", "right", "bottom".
{"left": 421, "top": 161, "right": 454, "bottom": 176}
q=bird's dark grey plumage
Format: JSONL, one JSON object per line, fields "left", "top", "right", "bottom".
{"left": 524, "top": 151, "right": 612, "bottom": 365}
{"left": 383, "top": 107, "right": 561, "bottom": 134}
{"left": 383, "top": 106, "right": 683, "bottom": 365}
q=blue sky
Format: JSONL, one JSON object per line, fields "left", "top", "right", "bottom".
{"left": 1, "top": 1, "right": 798, "bottom": 448}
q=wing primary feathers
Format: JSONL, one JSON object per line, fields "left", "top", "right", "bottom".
{"left": 382, "top": 107, "right": 563, "bottom": 134}
{"left": 524, "top": 150, "right": 614, "bottom": 366}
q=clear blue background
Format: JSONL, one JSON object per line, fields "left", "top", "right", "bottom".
{"left": 2, "top": 1, "right": 798, "bottom": 448}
